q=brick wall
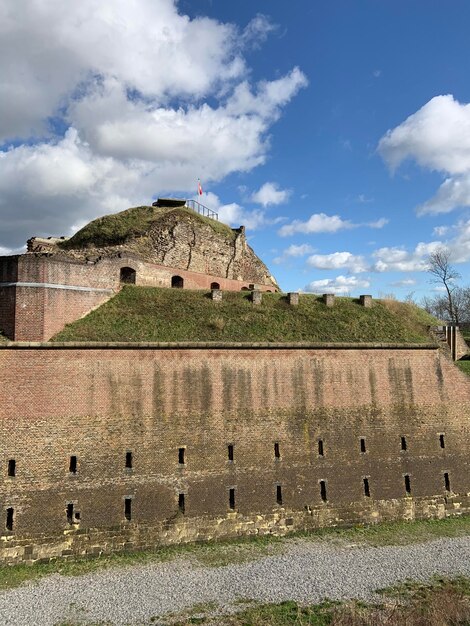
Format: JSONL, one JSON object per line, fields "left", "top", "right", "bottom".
{"left": 0, "top": 255, "right": 276, "bottom": 341}
{"left": 0, "top": 344, "right": 469, "bottom": 563}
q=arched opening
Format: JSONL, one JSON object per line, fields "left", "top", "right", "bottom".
{"left": 266, "top": 290, "right": 272, "bottom": 293}
{"left": 171, "top": 275, "right": 184, "bottom": 289}
{"left": 120, "top": 267, "right": 136, "bottom": 284}
{"left": 241, "top": 286, "right": 250, "bottom": 291}
{"left": 210, "top": 282, "right": 220, "bottom": 290}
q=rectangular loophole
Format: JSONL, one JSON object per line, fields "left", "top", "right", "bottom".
{"left": 320, "top": 480, "right": 327, "bottom": 502}
{"left": 229, "top": 488, "right": 236, "bottom": 510}
{"left": 439, "top": 434, "right": 445, "bottom": 449}
{"left": 360, "top": 438, "right": 366, "bottom": 453}
{"left": 228, "top": 444, "right": 234, "bottom": 462}
{"left": 125, "top": 451, "right": 133, "bottom": 469}
{"left": 276, "top": 484, "right": 283, "bottom": 505}
{"left": 404, "top": 474, "right": 411, "bottom": 495}
{"left": 124, "top": 497, "right": 132, "bottom": 521}
{"left": 274, "top": 442, "right": 280, "bottom": 459}
{"left": 444, "top": 472, "right": 451, "bottom": 492}
{"left": 7, "top": 459, "right": 16, "bottom": 477}
{"left": 178, "top": 493, "right": 185, "bottom": 514}
{"left": 66, "top": 502, "right": 74, "bottom": 524}
{"left": 318, "top": 439, "right": 324, "bottom": 457}
{"left": 6, "top": 508, "right": 13, "bottom": 532}
{"left": 69, "top": 455, "right": 77, "bottom": 474}
{"left": 178, "top": 448, "right": 186, "bottom": 465}
{"left": 363, "top": 477, "right": 370, "bottom": 498}
{"left": 401, "top": 436, "right": 407, "bottom": 451}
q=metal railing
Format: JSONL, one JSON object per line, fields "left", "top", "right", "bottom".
{"left": 185, "top": 199, "right": 218, "bottom": 221}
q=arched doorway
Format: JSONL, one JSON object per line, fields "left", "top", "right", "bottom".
{"left": 171, "top": 275, "right": 184, "bottom": 289}
{"left": 210, "top": 282, "right": 220, "bottom": 290}
{"left": 241, "top": 286, "right": 250, "bottom": 291}
{"left": 120, "top": 267, "right": 136, "bottom": 284}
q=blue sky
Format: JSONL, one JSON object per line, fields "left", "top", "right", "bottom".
{"left": 1, "top": 1, "right": 470, "bottom": 297}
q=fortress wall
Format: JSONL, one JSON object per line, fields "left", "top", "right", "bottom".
{"left": 0, "top": 255, "right": 275, "bottom": 341}
{"left": 0, "top": 344, "right": 469, "bottom": 563}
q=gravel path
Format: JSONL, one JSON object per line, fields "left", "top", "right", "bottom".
{"left": 1, "top": 536, "right": 470, "bottom": 625}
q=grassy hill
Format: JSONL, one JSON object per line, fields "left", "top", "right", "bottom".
{"left": 52, "top": 287, "right": 439, "bottom": 343}
{"left": 59, "top": 205, "right": 235, "bottom": 249}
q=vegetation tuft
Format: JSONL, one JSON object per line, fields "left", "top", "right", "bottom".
{"left": 59, "top": 205, "right": 235, "bottom": 249}
{"left": 53, "top": 288, "right": 439, "bottom": 343}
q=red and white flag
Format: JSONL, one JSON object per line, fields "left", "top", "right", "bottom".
{"left": 197, "top": 179, "right": 203, "bottom": 196}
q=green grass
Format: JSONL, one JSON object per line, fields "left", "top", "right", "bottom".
{"left": 457, "top": 359, "right": 470, "bottom": 376}
{"left": 53, "top": 287, "right": 439, "bottom": 343}
{"left": 59, "top": 205, "right": 235, "bottom": 249}
{"left": 3, "top": 517, "right": 470, "bottom": 593}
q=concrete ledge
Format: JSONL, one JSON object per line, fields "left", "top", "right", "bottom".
{"left": 0, "top": 341, "right": 439, "bottom": 350}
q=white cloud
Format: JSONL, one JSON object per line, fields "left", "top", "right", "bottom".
{"left": 272, "top": 243, "right": 314, "bottom": 264}
{"left": 251, "top": 182, "right": 290, "bottom": 207}
{"left": 378, "top": 95, "right": 470, "bottom": 215}
{"left": 390, "top": 279, "right": 417, "bottom": 287}
{"left": 371, "top": 241, "right": 443, "bottom": 272}
{"left": 279, "top": 213, "right": 353, "bottom": 237}
{"left": 0, "top": 1, "right": 307, "bottom": 248}
{"left": 304, "top": 275, "right": 370, "bottom": 295}
{"left": 306, "top": 252, "right": 367, "bottom": 273}
{"left": 367, "top": 217, "right": 389, "bottom": 229}
{"left": 433, "top": 225, "right": 449, "bottom": 236}
{"left": 278, "top": 213, "right": 389, "bottom": 237}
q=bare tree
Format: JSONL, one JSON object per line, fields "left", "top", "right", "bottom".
{"left": 426, "top": 248, "right": 461, "bottom": 323}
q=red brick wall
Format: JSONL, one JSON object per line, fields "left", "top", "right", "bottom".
{"left": 1, "top": 255, "right": 276, "bottom": 341}
{"left": 0, "top": 344, "right": 469, "bottom": 562}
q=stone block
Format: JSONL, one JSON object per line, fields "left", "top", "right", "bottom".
{"left": 359, "top": 294, "right": 372, "bottom": 308}
{"left": 211, "top": 289, "right": 223, "bottom": 302}
{"left": 287, "top": 292, "right": 299, "bottom": 306}
{"left": 251, "top": 290, "right": 262, "bottom": 305}
{"left": 323, "top": 293, "right": 335, "bottom": 307}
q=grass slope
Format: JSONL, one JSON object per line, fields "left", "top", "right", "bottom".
{"left": 53, "top": 287, "right": 438, "bottom": 343}
{"left": 60, "top": 205, "right": 234, "bottom": 249}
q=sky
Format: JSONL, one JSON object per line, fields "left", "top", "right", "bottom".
{"left": 2, "top": 0, "right": 470, "bottom": 297}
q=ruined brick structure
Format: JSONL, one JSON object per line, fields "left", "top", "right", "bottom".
{"left": 0, "top": 203, "right": 279, "bottom": 341}
{"left": 0, "top": 342, "right": 469, "bottom": 563}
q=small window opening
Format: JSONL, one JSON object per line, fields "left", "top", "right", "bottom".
{"left": 124, "top": 497, "right": 132, "bottom": 521}
{"left": 363, "top": 477, "right": 370, "bottom": 498}
{"left": 229, "top": 488, "right": 236, "bottom": 510}
{"left": 120, "top": 267, "right": 136, "bottom": 284}
{"left": 125, "top": 451, "right": 133, "bottom": 469}
{"left": 7, "top": 459, "right": 16, "bottom": 477}
{"left": 178, "top": 447, "right": 186, "bottom": 465}
{"left": 66, "top": 502, "right": 74, "bottom": 524}
{"left": 228, "top": 444, "right": 234, "bottom": 461}
{"left": 439, "top": 434, "right": 445, "bottom": 449}
{"left": 401, "top": 436, "right": 407, "bottom": 451}
{"left": 444, "top": 472, "right": 451, "bottom": 492}
{"left": 360, "top": 438, "right": 366, "bottom": 453}
{"left": 320, "top": 480, "right": 327, "bottom": 502}
{"left": 178, "top": 493, "right": 185, "bottom": 514}
{"left": 404, "top": 474, "right": 411, "bottom": 495}
{"left": 274, "top": 442, "right": 280, "bottom": 459}
{"left": 6, "top": 508, "right": 13, "bottom": 532}
{"left": 69, "top": 455, "right": 77, "bottom": 474}
{"left": 276, "top": 484, "right": 283, "bottom": 505}
{"left": 318, "top": 439, "right": 324, "bottom": 457}
{"left": 75, "top": 511, "right": 81, "bottom": 521}
{"left": 171, "top": 275, "right": 184, "bottom": 289}
{"left": 210, "top": 282, "right": 220, "bottom": 290}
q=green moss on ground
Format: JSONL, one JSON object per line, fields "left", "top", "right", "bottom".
{"left": 59, "top": 205, "right": 235, "bottom": 249}
{"left": 52, "top": 288, "right": 438, "bottom": 343}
